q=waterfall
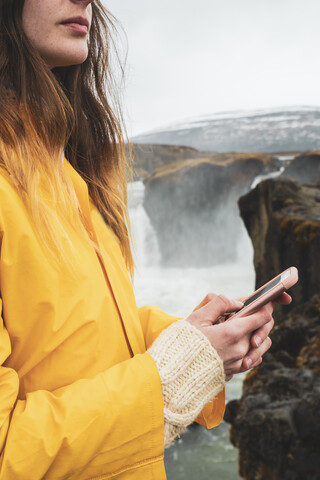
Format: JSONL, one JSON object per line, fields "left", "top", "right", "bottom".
{"left": 127, "top": 181, "right": 161, "bottom": 267}
{"left": 250, "top": 166, "right": 285, "bottom": 189}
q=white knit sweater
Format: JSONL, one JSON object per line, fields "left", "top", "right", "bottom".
{"left": 148, "top": 319, "right": 225, "bottom": 447}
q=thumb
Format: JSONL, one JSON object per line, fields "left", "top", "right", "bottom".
{"left": 200, "top": 295, "right": 244, "bottom": 325}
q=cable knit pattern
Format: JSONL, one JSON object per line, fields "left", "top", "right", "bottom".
{"left": 148, "top": 319, "right": 225, "bottom": 447}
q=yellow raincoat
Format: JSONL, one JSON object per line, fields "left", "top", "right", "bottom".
{"left": 0, "top": 160, "right": 225, "bottom": 479}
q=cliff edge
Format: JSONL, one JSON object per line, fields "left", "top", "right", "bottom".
{"left": 225, "top": 172, "right": 320, "bottom": 479}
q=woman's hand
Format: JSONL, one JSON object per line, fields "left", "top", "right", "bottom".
{"left": 185, "top": 293, "right": 276, "bottom": 381}
{"left": 243, "top": 291, "right": 291, "bottom": 373}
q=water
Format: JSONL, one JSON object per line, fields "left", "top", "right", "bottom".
{"left": 250, "top": 166, "right": 285, "bottom": 189}
{"left": 128, "top": 181, "right": 255, "bottom": 480}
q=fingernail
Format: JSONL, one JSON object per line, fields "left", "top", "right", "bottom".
{"left": 234, "top": 301, "right": 244, "bottom": 309}
{"left": 255, "top": 336, "right": 262, "bottom": 347}
{"left": 246, "top": 358, "right": 252, "bottom": 368}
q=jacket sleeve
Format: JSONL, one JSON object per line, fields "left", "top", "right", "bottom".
{"left": 0, "top": 300, "right": 165, "bottom": 480}
{"left": 138, "top": 305, "right": 180, "bottom": 349}
{"left": 138, "top": 305, "right": 226, "bottom": 430}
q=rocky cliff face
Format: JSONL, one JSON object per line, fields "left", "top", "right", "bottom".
{"left": 238, "top": 178, "right": 320, "bottom": 315}
{"left": 280, "top": 150, "right": 320, "bottom": 184}
{"left": 225, "top": 295, "right": 320, "bottom": 480}
{"left": 143, "top": 153, "right": 279, "bottom": 266}
{"left": 129, "top": 143, "right": 204, "bottom": 179}
{"left": 225, "top": 175, "right": 320, "bottom": 479}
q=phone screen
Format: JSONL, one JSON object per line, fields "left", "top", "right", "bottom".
{"left": 243, "top": 270, "right": 290, "bottom": 307}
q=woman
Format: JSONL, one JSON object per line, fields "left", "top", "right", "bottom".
{"left": 0, "top": 1, "right": 290, "bottom": 479}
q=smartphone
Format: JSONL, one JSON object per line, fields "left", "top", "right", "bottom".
{"left": 227, "top": 266, "right": 298, "bottom": 321}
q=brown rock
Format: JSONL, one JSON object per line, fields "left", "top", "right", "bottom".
{"left": 225, "top": 296, "right": 320, "bottom": 480}
{"left": 226, "top": 177, "right": 320, "bottom": 479}
{"left": 238, "top": 178, "right": 320, "bottom": 318}
{"left": 281, "top": 151, "right": 320, "bottom": 184}
{"left": 129, "top": 143, "right": 203, "bottom": 179}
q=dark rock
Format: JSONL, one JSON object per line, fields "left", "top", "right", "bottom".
{"left": 226, "top": 175, "right": 320, "bottom": 479}
{"left": 281, "top": 151, "right": 320, "bottom": 184}
{"left": 238, "top": 177, "right": 320, "bottom": 318}
{"left": 225, "top": 296, "right": 320, "bottom": 480}
{"left": 294, "top": 386, "right": 320, "bottom": 440}
{"left": 143, "top": 153, "right": 279, "bottom": 266}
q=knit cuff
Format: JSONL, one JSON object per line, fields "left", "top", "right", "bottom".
{"left": 148, "top": 319, "right": 225, "bottom": 447}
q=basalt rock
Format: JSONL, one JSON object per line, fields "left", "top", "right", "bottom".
{"left": 225, "top": 177, "right": 320, "bottom": 479}
{"left": 281, "top": 150, "right": 320, "bottom": 184}
{"left": 238, "top": 177, "right": 320, "bottom": 317}
{"left": 143, "top": 153, "right": 279, "bottom": 266}
{"left": 225, "top": 296, "right": 320, "bottom": 480}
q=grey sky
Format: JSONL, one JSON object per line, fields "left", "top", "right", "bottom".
{"left": 104, "top": 0, "right": 320, "bottom": 136}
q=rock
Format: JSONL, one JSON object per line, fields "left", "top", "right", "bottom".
{"left": 225, "top": 176, "right": 320, "bottom": 479}
{"left": 225, "top": 296, "right": 320, "bottom": 480}
{"left": 143, "top": 153, "right": 279, "bottom": 266}
{"left": 238, "top": 177, "right": 320, "bottom": 318}
{"left": 281, "top": 151, "right": 320, "bottom": 184}
{"left": 129, "top": 143, "right": 204, "bottom": 179}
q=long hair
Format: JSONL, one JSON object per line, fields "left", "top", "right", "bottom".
{"left": 0, "top": 0, "right": 134, "bottom": 273}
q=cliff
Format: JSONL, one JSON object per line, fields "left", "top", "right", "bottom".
{"left": 225, "top": 175, "right": 320, "bottom": 479}
{"left": 129, "top": 143, "right": 204, "bottom": 179}
{"left": 225, "top": 294, "right": 320, "bottom": 480}
{"left": 143, "top": 153, "right": 279, "bottom": 266}
{"left": 281, "top": 150, "right": 320, "bottom": 184}
{"left": 238, "top": 178, "right": 320, "bottom": 316}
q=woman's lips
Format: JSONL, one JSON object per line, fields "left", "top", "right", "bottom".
{"left": 61, "top": 22, "right": 88, "bottom": 35}
{"left": 60, "top": 17, "right": 89, "bottom": 35}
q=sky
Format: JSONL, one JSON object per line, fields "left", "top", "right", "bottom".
{"left": 103, "top": 0, "right": 320, "bottom": 137}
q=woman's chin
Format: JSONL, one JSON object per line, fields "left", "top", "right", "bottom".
{"left": 46, "top": 48, "right": 89, "bottom": 68}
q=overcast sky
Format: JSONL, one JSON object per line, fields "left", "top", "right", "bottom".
{"left": 103, "top": 0, "right": 320, "bottom": 137}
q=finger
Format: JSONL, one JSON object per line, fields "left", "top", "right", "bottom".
{"left": 242, "top": 336, "right": 272, "bottom": 370}
{"left": 261, "top": 301, "right": 274, "bottom": 314}
{"left": 251, "top": 317, "right": 274, "bottom": 348}
{"left": 201, "top": 294, "right": 244, "bottom": 324}
{"left": 250, "top": 356, "right": 263, "bottom": 369}
{"left": 273, "top": 292, "right": 292, "bottom": 305}
{"left": 223, "top": 357, "right": 246, "bottom": 377}
{"left": 193, "top": 293, "right": 218, "bottom": 311}
{"left": 235, "top": 295, "right": 247, "bottom": 303}
{"left": 231, "top": 304, "right": 273, "bottom": 338}
{"left": 240, "top": 356, "right": 262, "bottom": 372}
